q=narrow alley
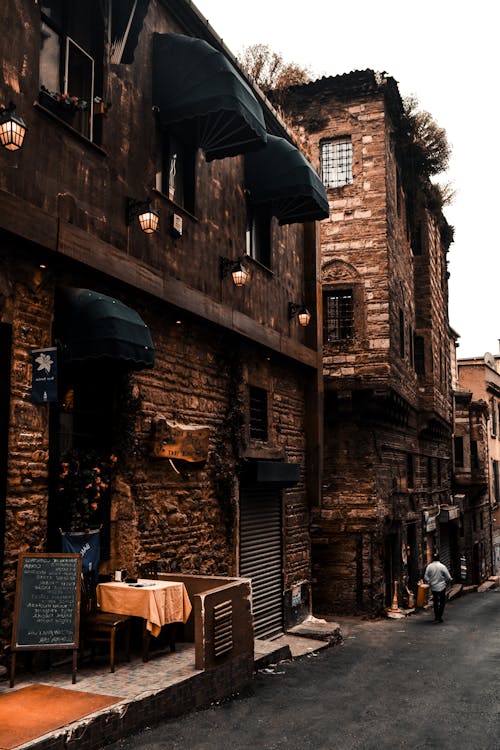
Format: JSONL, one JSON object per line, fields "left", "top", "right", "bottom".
{"left": 108, "top": 591, "right": 500, "bottom": 750}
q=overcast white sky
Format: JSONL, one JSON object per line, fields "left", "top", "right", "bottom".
{"left": 195, "top": 0, "right": 499, "bottom": 359}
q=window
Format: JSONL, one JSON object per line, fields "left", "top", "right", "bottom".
{"left": 323, "top": 290, "right": 354, "bottom": 343}
{"left": 470, "top": 440, "right": 479, "bottom": 469}
{"left": 427, "top": 456, "right": 433, "bottom": 487}
{"left": 246, "top": 205, "right": 271, "bottom": 268}
{"left": 412, "top": 224, "right": 423, "bottom": 255}
{"left": 494, "top": 460, "right": 500, "bottom": 503}
{"left": 39, "top": 1, "right": 104, "bottom": 142}
{"left": 399, "top": 308, "right": 405, "bottom": 358}
{"left": 490, "top": 397, "right": 497, "bottom": 437}
{"left": 320, "top": 137, "right": 353, "bottom": 189}
{"left": 160, "top": 131, "right": 196, "bottom": 214}
{"left": 249, "top": 386, "right": 268, "bottom": 442}
{"left": 454, "top": 436, "right": 464, "bottom": 468}
{"left": 406, "top": 453, "right": 414, "bottom": 489}
{"left": 414, "top": 335, "right": 425, "bottom": 376}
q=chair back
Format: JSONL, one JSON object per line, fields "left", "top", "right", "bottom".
{"left": 80, "top": 571, "right": 98, "bottom": 616}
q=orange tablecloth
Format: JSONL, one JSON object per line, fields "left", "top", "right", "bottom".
{"left": 97, "top": 580, "right": 192, "bottom": 637}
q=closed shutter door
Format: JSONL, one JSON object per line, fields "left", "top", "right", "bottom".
{"left": 439, "top": 524, "right": 451, "bottom": 571}
{"left": 240, "top": 486, "right": 283, "bottom": 639}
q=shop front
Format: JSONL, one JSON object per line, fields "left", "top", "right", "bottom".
{"left": 47, "top": 288, "right": 154, "bottom": 570}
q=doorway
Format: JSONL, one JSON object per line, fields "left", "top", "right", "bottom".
{"left": 239, "top": 485, "right": 283, "bottom": 639}
{"left": 47, "top": 363, "right": 118, "bottom": 561}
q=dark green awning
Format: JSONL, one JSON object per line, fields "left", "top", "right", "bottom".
{"left": 59, "top": 288, "right": 154, "bottom": 370}
{"left": 245, "top": 134, "right": 329, "bottom": 225}
{"left": 153, "top": 33, "right": 267, "bottom": 161}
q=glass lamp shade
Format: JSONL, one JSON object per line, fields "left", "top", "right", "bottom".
{"left": 138, "top": 207, "right": 159, "bottom": 234}
{"left": 231, "top": 262, "right": 249, "bottom": 287}
{"left": 0, "top": 109, "right": 27, "bottom": 151}
{"left": 297, "top": 307, "right": 311, "bottom": 327}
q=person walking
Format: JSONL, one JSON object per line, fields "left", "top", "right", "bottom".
{"left": 424, "top": 552, "right": 452, "bottom": 623}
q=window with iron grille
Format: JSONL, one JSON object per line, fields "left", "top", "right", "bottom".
{"left": 323, "top": 290, "right": 354, "bottom": 343}
{"left": 249, "top": 386, "right": 268, "bottom": 442}
{"left": 320, "top": 137, "right": 353, "bottom": 189}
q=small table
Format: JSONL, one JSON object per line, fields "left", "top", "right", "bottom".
{"left": 97, "top": 580, "right": 192, "bottom": 660}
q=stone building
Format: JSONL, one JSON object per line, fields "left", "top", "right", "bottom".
{"left": 279, "top": 71, "right": 455, "bottom": 613}
{"left": 0, "top": 0, "right": 328, "bottom": 649}
{"left": 456, "top": 350, "right": 500, "bottom": 577}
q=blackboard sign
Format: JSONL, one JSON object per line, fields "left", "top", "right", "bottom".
{"left": 10, "top": 554, "right": 82, "bottom": 686}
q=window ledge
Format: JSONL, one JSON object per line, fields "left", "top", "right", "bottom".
{"left": 243, "top": 255, "right": 274, "bottom": 278}
{"left": 33, "top": 101, "right": 107, "bottom": 156}
{"left": 152, "top": 189, "right": 198, "bottom": 223}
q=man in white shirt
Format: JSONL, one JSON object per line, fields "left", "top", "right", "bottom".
{"left": 424, "top": 552, "right": 452, "bottom": 623}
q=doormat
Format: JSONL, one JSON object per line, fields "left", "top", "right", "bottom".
{"left": 0, "top": 683, "right": 123, "bottom": 749}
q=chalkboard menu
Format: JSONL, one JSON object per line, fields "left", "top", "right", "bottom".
{"left": 10, "top": 554, "right": 82, "bottom": 686}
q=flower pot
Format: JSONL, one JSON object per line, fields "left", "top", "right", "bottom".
{"left": 38, "top": 90, "right": 77, "bottom": 125}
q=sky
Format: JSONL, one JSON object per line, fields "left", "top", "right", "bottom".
{"left": 195, "top": 0, "right": 499, "bottom": 359}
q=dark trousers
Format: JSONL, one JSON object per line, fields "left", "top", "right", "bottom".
{"left": 432, "top": 589, "right": 446, "bottom": 621}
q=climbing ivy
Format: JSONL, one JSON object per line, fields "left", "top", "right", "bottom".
{"left": 210, "top": 343, "right": 246, "bottom": 539}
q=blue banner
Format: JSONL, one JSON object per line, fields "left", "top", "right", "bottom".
{"left": 31, "top": 347, "right": 58, "bottom": 403}
{"left": 61, "top": 529, "right": 101, "bottom": 577}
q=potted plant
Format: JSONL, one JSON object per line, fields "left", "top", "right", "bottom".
{"left": 38, "top": 86, "right": 88, "bottom": 124}
{"left": 57, "top": 450, "right": 117, "bottom": 532}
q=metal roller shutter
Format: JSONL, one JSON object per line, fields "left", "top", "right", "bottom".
{"left": 240, "top": 486, "right": 283, "bottom": 639}
{"left": 439, "top": 524, "right": 451, "bottom": 571}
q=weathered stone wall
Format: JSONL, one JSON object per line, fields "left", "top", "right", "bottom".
{"left": 0, "top": 246, "right": 54, "bottom": 635}
{"left": 0, "top": 2, "right": 320, "bottom": 648}
{"left": 0, "top": 257, "right": 313, "bottom": 640}
{"left": 281, "top": 75, "right": 452, "bottom": 613}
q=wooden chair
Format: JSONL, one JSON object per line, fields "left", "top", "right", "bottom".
{"left": 137, "top": 561, "right": 176, "bottom": 661}
{"left": 80, "top": 572, "right": 131, "bottom": 673}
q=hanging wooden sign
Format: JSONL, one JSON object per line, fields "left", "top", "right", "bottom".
{"left": 151, "top": 418, "right": 210, "bottom": 462}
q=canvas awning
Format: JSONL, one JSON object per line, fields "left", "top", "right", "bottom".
{"left": 59, "top": 288, "right": 154, "bottom": 370}
{"left": 245, "top": 134, "right": 329, "bottom": 224}
{"left": 152, "top": 33, "right": 267, "bottom": 161}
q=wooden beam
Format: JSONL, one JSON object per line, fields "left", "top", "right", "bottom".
{"left": 0, "top": 189, "right": 57, "bottom": 250}
{"left": 57, "top": 222, "right": 318, "bottom": 369}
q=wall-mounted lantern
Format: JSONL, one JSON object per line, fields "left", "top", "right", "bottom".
{"left": 220, "top": 256, "right": 250, "bottom": 287}
{"left": 288, "top": 302, "right": 311, "bottom": 327}
{"left": 127, "top": 198, "right": 159, "bottom": 234}
{"left": 0, "top": 102, "right": 27, "bottom": 151}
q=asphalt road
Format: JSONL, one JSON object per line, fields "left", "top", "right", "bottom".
{"left": 107, "top": 590, "right": 500, "bottom": 750}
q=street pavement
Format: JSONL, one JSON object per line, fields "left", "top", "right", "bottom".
{"left": 106, "top": 590, "right": 500, "bottom": 750}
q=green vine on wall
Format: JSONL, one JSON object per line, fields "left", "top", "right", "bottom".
{"left": 114, "top": 373, "right": 144, "bottom": 462}
{"left": 210, "top": 345, "right": 246, "bottom": 539}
